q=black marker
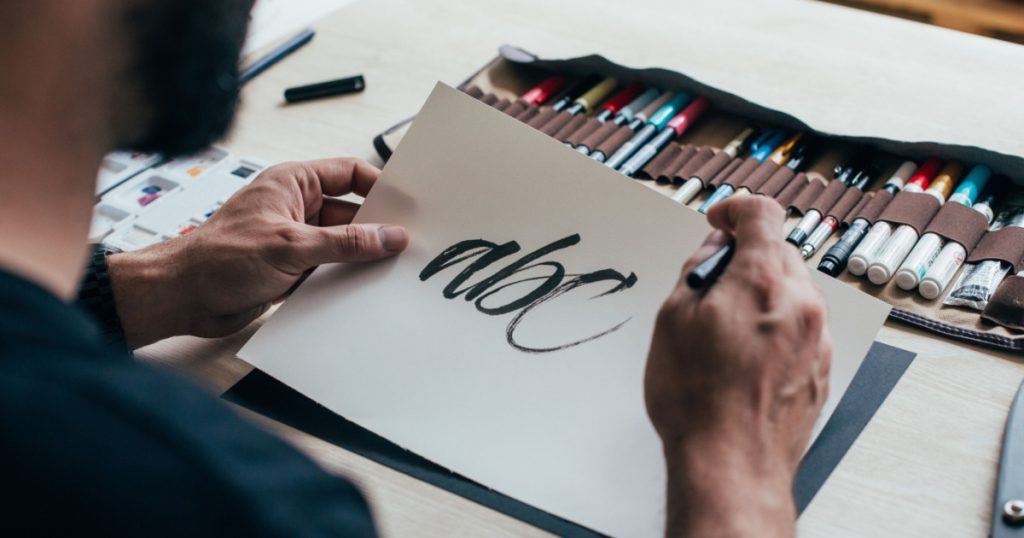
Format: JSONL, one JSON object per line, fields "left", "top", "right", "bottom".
{"left": 687, "top": 240, "right": 735, "bottom": 289}
{"left": 284, "top": 75, "right": 365, "bottom": 103}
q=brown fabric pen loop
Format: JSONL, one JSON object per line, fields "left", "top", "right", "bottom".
{"left": 661, "top": 145, "right": 699, "bottom": 183}
{"left": 480, "top": 93, "right": 499, "bottom": 106}
{"left": 552, "top": 114, "right": 588, "bottom": 142}
{"left": 982, "top": 276, "right": 1024, "bottom": 331}
{"left": 739, "top": 161, "right": 779, "bottom": 193}
{"left": 756, "top": 166, "right": 795, "bottom": 198}
{"left": 674, "top": 146, "right": 716, "bottom": 185}
{"left": 709, "top": 158, "right": 743, "bottom": 188}
{"left": 774, "top": 173, "right": 811, "bottom": 210}
{"left": 808, "top": 180, "right": 848, "bottom": 215}
{"left": 967, "top": 227, "right": 1024, "bottom": 272}
{"left": 922, "top": 202, "right": 990, "bottom": 252}
{"left": 464, "top": 85, "right": 485, "bottom": 99}
{"left": 577, "top": 121, "right": 619, "bottom": 153}
{"left": 592, "top": 125, "right": 635, "bottom": 158}
{"left": 854, "top": 190, "right": 894, "bottom": 224}
{"left": 539, "top": 111, "right": 574, "bottom": 136}
{"left": 493, "top": 98, "right": 512, "bottom": 111}
{"left": 564, "top": 118, "right": 603, "bottom": 148}
{"left": 876, "top": 191, "right": 942, "bottom": 235}
{"left": 526, "top": 106, "right": 557, "bottom": 128}
{"left": 515, "top": 104, "right": 541, "bottom": 123}
{"left": 721, "top": 157, "right": 761, "bottom": 188}
{"left": 637, "top": 144, "right": 683, "bottom": 181}
{"left": 825, "top": 187, "right": 863, "bottom": 225}
{"left": 503, "top": 100, "right": 528, "bottom": 117}
{"left": 686, "top": 151, "right": 732, "bottom": 188}
{"left": 842, "top": 192, "right": 874, "bottom": 227}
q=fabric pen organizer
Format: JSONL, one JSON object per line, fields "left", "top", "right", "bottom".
{"left": 374, "top": 45, "right": 1024, "bottom": 353}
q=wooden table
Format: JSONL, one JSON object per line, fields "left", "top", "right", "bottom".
{"left": 136, "top": 0, "right": 1024, "bottom": 535}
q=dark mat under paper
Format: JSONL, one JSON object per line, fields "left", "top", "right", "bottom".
{"left": 223, "top": 341, "right": 915, "bottom": 536}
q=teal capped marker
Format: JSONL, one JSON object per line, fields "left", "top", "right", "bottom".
{"left": 948, "top": 164, "right": 992, "bottom": 207}
{"left": 605, "top": 93, "right": 693, "bottom": 170}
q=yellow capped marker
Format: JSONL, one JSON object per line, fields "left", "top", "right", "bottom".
{"left": 924, "top": 160, "right": 964, "bottom": 203}
{"left": 565, "top": 77, "right": 618, "bottom": 116}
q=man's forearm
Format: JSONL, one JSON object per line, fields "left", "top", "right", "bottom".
{"left": 664, "top": 437, "right": 796, "bottom": 537}
{"left": 107, "top": 243, "right": 188, "bottom": 349}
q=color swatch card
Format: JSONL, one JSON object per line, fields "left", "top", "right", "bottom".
{"left": 239, "top": 83, "right": 891, "bottom": 537}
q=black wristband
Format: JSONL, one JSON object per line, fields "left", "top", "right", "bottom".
{"left": 77, "top": 244, "right": 126, "bottom": 346}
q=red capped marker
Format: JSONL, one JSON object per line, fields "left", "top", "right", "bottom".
{"left": 595, "top": 82, "right": 645, "bottom": 122}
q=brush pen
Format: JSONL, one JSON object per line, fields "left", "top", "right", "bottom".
{"left": 239, "top": 28, "right": 316, "bottom": 85}
{"left": 686, "top": 240, "right": 736, "bottom": 289}
{"left": 617, "top": 96, "right": 711, "bottom": 177}
{"left": 564, "top": 77, "right": 618, "bottom": 116}
{"left": 588, "top": 90, "right": 676, "bottom": 162}
{"left": 784, "top": 156, "right": 865, "bottom": 246}
{"left": 576, "top": 88, "right": 661, "bottom": 155}
{"left": 284, "top": 75, "right": 365, "bottom": 103}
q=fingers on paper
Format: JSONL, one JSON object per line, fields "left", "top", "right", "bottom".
{"left": 292, "top": 223, "right": 409, "bottom": 266}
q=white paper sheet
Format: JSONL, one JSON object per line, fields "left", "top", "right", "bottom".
{"left": 239, "top": 83, "right": 891, "bottom": 537}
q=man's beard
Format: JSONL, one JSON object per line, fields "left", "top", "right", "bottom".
{"left": 119, "top": 0, "right": 254, "bottom": 157}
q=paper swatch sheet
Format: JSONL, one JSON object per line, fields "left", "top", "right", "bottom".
{"left": 239, "top": 84, "right": 891, "bottom": 537}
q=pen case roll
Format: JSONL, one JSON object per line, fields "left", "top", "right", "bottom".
{"left": 372, "top": 45, "right": 1024, "bottom": 353}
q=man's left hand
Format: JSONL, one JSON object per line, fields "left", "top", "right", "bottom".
{"left": 107, "top": 158, "right": 408, "bottom": 348}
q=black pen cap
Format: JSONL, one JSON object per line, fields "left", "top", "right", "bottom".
{"left": 285, "top": 75, "right": 365, "bottom": 103}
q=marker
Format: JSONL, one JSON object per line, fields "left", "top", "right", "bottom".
{"left": 550, "top": 75, "right": 601, "bottom": 112}
{"left": 576, "top": 88, "right": 661, "bottom": 155}
{"left": 800, "top": 164, "right": 880, "bottom": 259}
{"left": 588, "top": 91, "right": 676, "bottom": 162}
{"left": 617, "top": 96, "right": 710, "bottom": 177}
{"left": 893, "top": 161, "right": 976, "bottom": 290}
{"left": 564, "top": 77, "right": 618, "bottom": 116}
{"left": 920, "top": 172, "right": 1005, "bottom": 299}
{"left": 672, "top": 127, "right": 757, "bottom": 205}
{"left": 697, "top": 130, "right": 789, "bottom": 213}
{"left": 847, "top": 158, "right": 940, "bottom": 276}
{"left": 504, "top": 76, "right": 566, "bottom": 116}
{"left": 612, "top": 88, "right": 661, "bottom": 125}
{"left": 605, "top": 93, "right": 693, "bottom": 170}
{"left": 819, "top": 160, "right": 916, "bottom": 276}
{"left": 867, "top": 160, "right": 961, "bottom": 285}
{"left": 239, "top": 28, "right": 316, "bottom": 85}
{"left": 785, "top": 156, "right": 866, "bottom": 246}
{"left": 686, "top": 240, "right": 735, "bottom": 289}
{"left": 595, "top": 82, "right": 645, "bottom": 122}
{"left": 284, "top": 74, "right": 365, "bottom": 103}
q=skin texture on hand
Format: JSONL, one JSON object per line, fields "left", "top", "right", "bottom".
{"left": 644, "top": 196, "right": 832, "bottom": 537}
{"left": 108, "top": 158, "right": 409, "bottom": 349}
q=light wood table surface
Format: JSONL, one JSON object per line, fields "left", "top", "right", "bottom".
{"left": 136, "top": 0, "right": 1024, "bottom": 535}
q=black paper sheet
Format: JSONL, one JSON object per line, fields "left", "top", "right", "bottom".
{"left": 224, "top": 341, "right": 915, "bottom": 536}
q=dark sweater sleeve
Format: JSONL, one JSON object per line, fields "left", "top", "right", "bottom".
{"left": 0, "top": 352, "right": 377, "bottom": 537}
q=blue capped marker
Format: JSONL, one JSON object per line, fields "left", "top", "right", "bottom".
{"left": 948, "top": 164, "right": 992, "bottom": 207}
{"left": 605, "top": 93, "right": 693, "bottom": 170}
{"left": 698, "top": 129, "right": 789, "bottom": 213}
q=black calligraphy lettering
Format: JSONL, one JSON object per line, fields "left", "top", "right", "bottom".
{"left": 420, "top": 234, "right": 638, "bottom": 353}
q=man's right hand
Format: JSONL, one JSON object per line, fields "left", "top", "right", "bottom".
{"left": 644, "top": 196, "right": 832, "bottom": 537}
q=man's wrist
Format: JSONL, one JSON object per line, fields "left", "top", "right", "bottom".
{"left": 107, "top": 242, "right": 189, "bottom": 349}
{"left": 662, "top": 433, "right": 797, "bottom": 537}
